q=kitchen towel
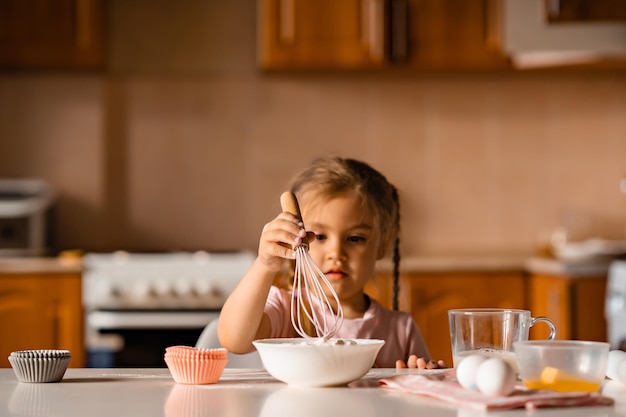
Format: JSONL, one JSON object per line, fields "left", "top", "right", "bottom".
{"left": 379, "top": 370, "right": 614, "bottom": 411}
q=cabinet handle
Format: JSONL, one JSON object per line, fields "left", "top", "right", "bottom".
{"left": 484, "top": 0, "right": 502, "bottom": 50}
{"left": 361, "top": 0, "right": 385, "bottom": 62}
{"left": 75, "top": 0, "right": 93, "bottom": 49}
{"left": 389, "top": 0, "right": 409, "bottom": 63}
{"left": 279, "top": 0, "right": 295, "bottom": 44}
{"left": 546, "top": 0, "right": 560, "bottom": 18}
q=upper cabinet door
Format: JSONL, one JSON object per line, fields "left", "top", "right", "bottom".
{"left": 544, "top": 0, "right": 626, "bottom": 22}
{"left": 402, "top": 0, "right": 510, "bottom": 70}
{"left": 0, "top": 0, "right": 105, "bottom": 70}
{"left": 258, "top": 0, "right": 388, "bottom": 69}
{"left": 257, "top": 0, "right": 511, "bottom": 70}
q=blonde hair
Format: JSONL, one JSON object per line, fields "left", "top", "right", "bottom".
{"left": 289, "top": 156, "right": 402, "bottom": 310}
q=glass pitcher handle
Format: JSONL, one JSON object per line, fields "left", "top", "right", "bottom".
{"left": 532, "top": 316, "right": 556, "bottom": 340}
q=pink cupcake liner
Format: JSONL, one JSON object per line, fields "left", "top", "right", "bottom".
{"left": 164, "top": 355, "right": 228, "bottom": 385}
{"left": 165, "top": 346, "right": 227, "bottom": 360}
{"left": 164, "top": 346, "right": 228, "bottom": 385}
{"left": 165, "top": 351, "right": 227, "bottom": 361}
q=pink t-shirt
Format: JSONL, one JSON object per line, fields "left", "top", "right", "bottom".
{"left": 264, "top": 285, "right": 430, "bottom": 368}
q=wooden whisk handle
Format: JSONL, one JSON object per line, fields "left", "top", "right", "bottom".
{"left": 280, "top": 191, "right": 308, "bottom": 250}
{"left": 280, "top": 191, "right": 304, "bottom": 224}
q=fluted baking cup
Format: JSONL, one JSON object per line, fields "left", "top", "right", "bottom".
{"left": 10, "top": 350, "right": 71, "bottom": 359}
{"left": 8, "top": 355, "right": 71, "bottom": 383}
{"left": 164, "top": 355, "right": 228, "bottom": 385}
{"left": 165, "top": 346, "right": 227, "bottom": 360}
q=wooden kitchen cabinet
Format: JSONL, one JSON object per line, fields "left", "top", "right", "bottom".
{"left": 367, "top": 269, "right": 526, "bottom": 365}
{"left": 0, "top": 272, "right": 84, "bottom": 368}
{"left": 0, "top": 0, "right": 105, "bottom": 70}
{"left": 258, "top": 0, "right": 387, "bottom": 69}
{"left": 527, "top": 273, "right": 608, "bottom": 342}
{"left": 257, "top": 0, "right": 510, "bottom": 70}
{"left": 401, "top": 0, "right": 510, "bottom": 70}
{"left": 544, "top": 0, "right": 626, "bottom": 22}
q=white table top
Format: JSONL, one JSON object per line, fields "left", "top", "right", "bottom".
{"left": 1, "top": 368, "right": 626, "bottom": 417}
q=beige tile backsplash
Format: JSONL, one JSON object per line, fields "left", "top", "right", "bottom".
{"left": 1, "top": 1, "right": 625, "bottom": 257}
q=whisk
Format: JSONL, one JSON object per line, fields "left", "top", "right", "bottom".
{"left": 280, "top": 191, "right": 344, "bottom": 339}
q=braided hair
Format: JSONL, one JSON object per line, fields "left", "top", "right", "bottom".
{"left": 289, "top": 156, "right": 402, "bottom": 310}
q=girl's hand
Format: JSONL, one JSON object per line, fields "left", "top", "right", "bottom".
{"left": 256, "top": 212, "right": 312, "bottom": 272}
{"left": 395, "top": 355, "right": 447, "bottom": 369}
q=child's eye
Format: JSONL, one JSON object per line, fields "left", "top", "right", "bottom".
{"left": 315, "top": 234, "right": 326, "bottom": 241}
{"left": 348, "top": 235, "right": 367, "bottom": 243}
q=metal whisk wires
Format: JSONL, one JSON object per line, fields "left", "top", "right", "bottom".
{"left": 280, "top": 191, "right": 344, "bottom": 339}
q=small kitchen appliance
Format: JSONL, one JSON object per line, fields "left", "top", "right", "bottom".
{"left": 0, "top": 179, "right": 55, "bottom": 257}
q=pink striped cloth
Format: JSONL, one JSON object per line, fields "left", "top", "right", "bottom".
{"left": 379, "top": 370, "right": 614, "bottom": 411}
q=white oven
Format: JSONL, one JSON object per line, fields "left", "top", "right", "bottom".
{"left": 82, "top": 250, "right": 255, "bottom": 367}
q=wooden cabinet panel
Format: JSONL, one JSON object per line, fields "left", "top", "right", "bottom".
{"left": 528, "top": 273, "right": 607, "bottom": 342}
{"left": 366, "top": 264, "right": 610, "bottom": 366}
{"left": 544, "top": 0, "right": 626, "bottom": 22}
{"left": 365, "top": 272, "right": 393, "bottom": 309}
{"left": 402, "top": 0, "right": 510, "bottom": 70}
{"left": 393, "top": 270, "right": 525, "bottom": 365}
{"left": 0, "top": 273, "right": 84, "bottom": 368}
{"left": 0, "top": 0, "right": 105, "bottom": 69}
{"left": 257, "top": 0, "right": 511, "bottom": 70}
{"left": 258, "top": 0, "right": 387, "bottom": 69}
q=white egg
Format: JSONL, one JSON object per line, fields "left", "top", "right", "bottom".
{"left": 475, "top": 357, "right": 516, "bottom": 396}
{"left": 455, "top": 354, "right": 487, "bottom": 391}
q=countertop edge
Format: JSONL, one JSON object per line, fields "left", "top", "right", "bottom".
{"left": 0, "top": 257, "right": 82, "bottom": 274}
{"left": 0, "top": 254, "right": 614, "bottom": 277}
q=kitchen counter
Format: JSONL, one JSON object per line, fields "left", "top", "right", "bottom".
{"left": 525, "top": 257, "right": 612, "bottom": 278}
{"left": 378, "top": 254, "right": 529, "bottom": 273}
{"left": 378, "top": 254, "right": 613, "bottom": 278}
{"left": 0, "top": 256, "right": 82, "bottom": 274}
{"left": 1, "top": 254, "right": 608, "bottom": 277}
{"left": 1, "top": 368, "right": 625, "bottom": 417}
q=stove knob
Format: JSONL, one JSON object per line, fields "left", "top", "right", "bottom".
{"left": 154, "top": 281, "right": 174, "bottom": 297}
{"left": 210, "top": 286, "right": 223, "bottom": 299}
{"left": 131, "top": 282, "right": 151, "bottom": 300}
{"left": 96, "top": 281, "right": 121, "bottom": 299}
{"left": 174, "top": 281, "right": 192, "bottom": 297}
{"left": 194, "top": 281, "right": 211, "bottom": 296}
{"left": 109, "top": 285, "right": 123, "bottom": 299}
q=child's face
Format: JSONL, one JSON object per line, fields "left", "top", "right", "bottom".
{"left": 300, "top": 191, "right": 384, "bottom": 303}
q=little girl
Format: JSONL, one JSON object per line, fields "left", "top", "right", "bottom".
{"left": 218, "top": 156, "right": 445, "bottom": 369}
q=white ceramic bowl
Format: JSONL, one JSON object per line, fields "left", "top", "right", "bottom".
{"left": 514, "top": 340, "right": 609, "bottom": 393}
{"left": 252, "top": 338, "right": 385, "bottom": 387}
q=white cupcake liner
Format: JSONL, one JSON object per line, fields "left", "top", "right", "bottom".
{"left": 8, "top": 356, "right": 71, "bottom": 383}
{"left": 10, "top": 350, "right": 71, "bottom": 359}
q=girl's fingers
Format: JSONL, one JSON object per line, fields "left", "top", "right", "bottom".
{"left": 258, "top": 214, "right": 307, "bottom": 263}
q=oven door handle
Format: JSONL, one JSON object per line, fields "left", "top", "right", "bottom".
{"left": 87, "top": 311, "right": 220, "bottom": 329}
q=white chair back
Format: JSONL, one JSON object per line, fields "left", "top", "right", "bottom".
{"left": 195, "top": 318, "right": 264, "bottom": 369}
